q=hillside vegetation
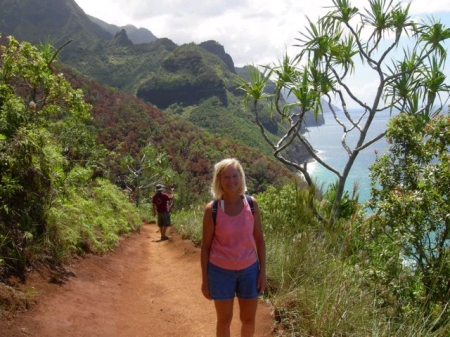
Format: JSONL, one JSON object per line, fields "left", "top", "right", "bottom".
{"left": 63, "top": 65, "right": 296, "bottom": 200}
{"left": 0, "top": 36, "right": 142, "bottom": 286}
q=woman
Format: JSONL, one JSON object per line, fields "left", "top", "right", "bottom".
{"left": 201, "top": 158, "right": 266, "bottom": 337}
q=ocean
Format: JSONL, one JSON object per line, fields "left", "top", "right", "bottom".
{"left": 304, "top": 109, "right": 394, "bottom": 203}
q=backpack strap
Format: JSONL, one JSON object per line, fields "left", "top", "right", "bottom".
{"left": 212, "top": 199, "right": 219, "bottom": 226}
{"left": 245, "top": 195, "right": 255, "bottom": 214}
{"left": 212, "top": 195, "right": 254, "bottom": 226}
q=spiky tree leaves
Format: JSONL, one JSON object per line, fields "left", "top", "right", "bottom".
{"left": 121, "top": 143, "right": 175, "bottom": 207}
{"left": 238, "top": 0, "right": 450, "bottom": 224}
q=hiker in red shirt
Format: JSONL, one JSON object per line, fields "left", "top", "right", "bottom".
{"left": 152, "top": 184, "right": 174, "bottom": 241}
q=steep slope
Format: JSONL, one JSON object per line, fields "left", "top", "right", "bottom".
{"left": 0, "top": 0, "right": 111, "bottom": 49}
{"left": 62, "top": 65, "right": 296, "bottom": 198}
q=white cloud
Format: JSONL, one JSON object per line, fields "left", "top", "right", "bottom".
{"left": 74, "top": 0, "right": 450, "bottom": 107}
{"left": 74, "top": 0, "right": 329, "bottom": 66}
{"left": 74, "top": 0, "right": 450, "bottom": 66}
{"left": 407, "top": 0, "right": 450, "bottom": 14}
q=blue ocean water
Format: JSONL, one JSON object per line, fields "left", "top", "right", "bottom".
{"left": 305, "top": 109, "right": 394, "bottom": 203}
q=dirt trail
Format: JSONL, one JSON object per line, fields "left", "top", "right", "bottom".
{"left": 0, "top": 223, "right": 274, "bottom": 336}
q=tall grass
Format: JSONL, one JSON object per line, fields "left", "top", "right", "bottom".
{"left": 257, "top": 185, "right": 375, "bottom": 335}
{"left": 172, "top": 205, "right": 204, "bottom": 246}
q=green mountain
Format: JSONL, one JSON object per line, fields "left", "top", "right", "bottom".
{"left": 0, "top": 0, "right": 112, "bottom": 49}
{"left": 0, "top": 0, "right": 310, "bottom": 161}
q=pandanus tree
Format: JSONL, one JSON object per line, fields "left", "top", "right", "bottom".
{"left": 121, "top": 143, "right": 174, "bottom": 207}
{"left": 237, "top": 0, "right": 450, "bottom": 225}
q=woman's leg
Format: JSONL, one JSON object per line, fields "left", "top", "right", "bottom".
{"left": 238, "top": 298, "right": 258, "bottom": 337}
{"left": 214, "top": 299, "right": 234, "bottom": 337}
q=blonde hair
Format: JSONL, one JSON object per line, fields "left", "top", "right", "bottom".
{"left": 210, "top": 158, "right": 247, "bottom": 199}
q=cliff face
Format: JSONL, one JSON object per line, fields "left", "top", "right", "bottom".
{"left": 199, "top": 40, "right": 236, "bottom": 74}
{"left": 113, "top": 29, "right": 133, "bottom": 46}
{"left": 137, "top": 76, "right": 227, "bottom": 109}
{"left": 136, "top": 44, "right": 229, "bottom": 109}
{"left": 0, "top": 0, "right": 243, "bottom": 113}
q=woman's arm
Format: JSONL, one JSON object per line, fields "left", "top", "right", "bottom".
{"left": 252, "top": 197, "right": 267, "bottom": 294}
{"left": 201, "top": 201, "right": 215, "bottom": 300}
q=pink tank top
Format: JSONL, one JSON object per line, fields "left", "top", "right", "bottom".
{"left": 209, "top": 197, "right": 257, "bottom": 270}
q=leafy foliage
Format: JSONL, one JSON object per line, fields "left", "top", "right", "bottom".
{"left": 367, "top": 113, "right": 450, "bottom": 325}
{"left": 0, "top": 36, "right": 140, "bottom": 281}
{"left": 320, "top": 181, "right": 359, "bottom": 220}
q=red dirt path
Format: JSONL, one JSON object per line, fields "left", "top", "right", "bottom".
{"left": 0, "top": 223, "right": 274, "bottom": 336}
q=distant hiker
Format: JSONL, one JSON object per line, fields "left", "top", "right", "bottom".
{"left": 201, "top": 158, "right": 266, "bottom": 337}
{"left": 152, "top": 184, "right": 174, "bottom": 241}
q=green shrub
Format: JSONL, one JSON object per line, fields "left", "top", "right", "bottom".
{"left": 46, "top": 178, "right": 141, "bottom": 257}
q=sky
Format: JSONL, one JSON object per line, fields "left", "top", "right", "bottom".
{"left": 73, "top": 0, "right": 450, "bottom": 108}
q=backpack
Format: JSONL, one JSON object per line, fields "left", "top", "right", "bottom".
{"left": 212, "top": 195, "right": 254, "bottom": 226}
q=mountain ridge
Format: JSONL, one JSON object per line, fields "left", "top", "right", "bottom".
{"left": 87, "top": 14, "right": 157, "bottom": 44}
{"left": 0, "top": 0, "right": 313, "bottom": 165}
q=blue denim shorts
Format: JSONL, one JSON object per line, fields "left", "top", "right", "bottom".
{"left": 208, "top": 261, "right": 259, "bottom": 300}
